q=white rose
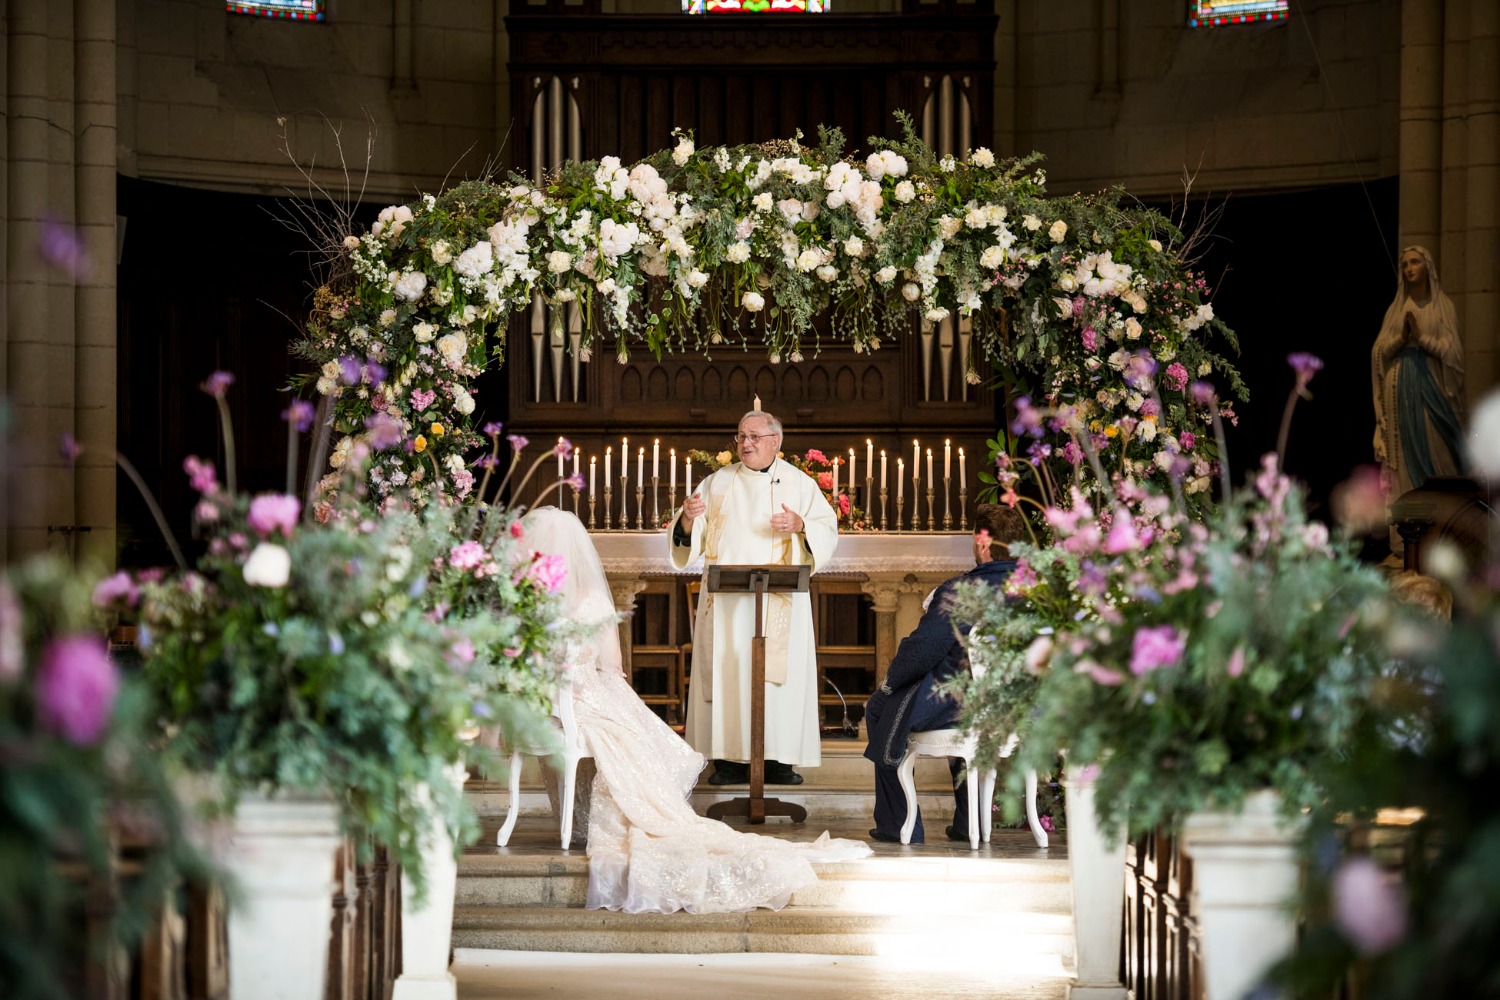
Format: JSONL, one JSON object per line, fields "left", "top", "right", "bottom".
{"left": 1022, "top": 214, "right": 1042, "bottom": 231}
{"left": 547, "top": 250, "right": 572, "bottom": 274}
{"left": 453, "top": 241, "right": 494, "bottom": 279}
{"left": 925, "top": 307, "right": 950, "bottom": 322}
{"left": 686, "top": 269, "right": 709, "bottom": 288}
{"left": 894, "top": 180, "right": 916, "bottom": 203}
{"left": 742, "top": 291, "right": 765, "bottom": 312}
{"left": 876, "top": 265, "right": 898, "bottom": 284}
{"left": 843, "top": 235, "right": 865, "bottom": 257}
{"left": 453, "top": 387, "right": 475, "bottom": 414}
{"left": 430, "top": 240, "right": 452, "bottom": 265}
{"left": 816, "top": 264, "right": 838, "bottom": 282}
{"left": 393, "top": 271, "right": 428, "bottom": 302}
{"left": 969, "top": 146, "right": 996, "bottom": 168}
{"left": 413, "top": 321, "right": 435, "bottom": 343}
{"left": 796, "top": 248, "right": 822, "bottom": 272}
{"left": 980, "top": 246, "right": 1005, "bottom": 269}
{"left": 753, "top": 192, "right": 773, "bottom": 212}
{"left": 902, "top": 282, "right": 921, "bottom": 302}
{"left": 435, "top": 331, "right": 468, "bottom": 368}
{"left": 1124, "top": 318, "right": 1142, "bottom": 340}
{"left": 864, "top": 152, "right": 887, "bottom": 181}
{"left": 1139, "top": 419, "right": 1158, "bottom": 442}
{"left": 672, "top": 136, "right": 695, "bottom": 166}
{"left": 1057, "top": 272, "right": 1078, "bottom": 292}
{"left": 725, "top": 241, "right": 751, "bottom": 264}
{"left": 1048, "top": 220, "right": 1068, "bottom": 243}
{"left": 243, "top": 543, "right": 291, "bottom": 589}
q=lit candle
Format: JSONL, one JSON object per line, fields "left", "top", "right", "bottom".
{"left": 590, "top": 455, "right": 597, "bottom": 498}
{"left": 637, "top": 446, "right": 645, "bottom": 484}
{"left": 866, "top": 439, "right": 874, "bottom": 479}
{"left": 897, "top": 458, "right": 905, "bottom": 509}
{"left": 685, "top": 457, "right": 693, "bottom": 494}
{"left": 959, "top": 447, "right": 966, "bottom": 490}
{"left": 622, "top": 437, "right": 628, "bottom": 481}
{"left": 573, "top": 448, "right": 580, "bottom": 482}
{"left": 653, "top": 439, "right": 660, "bottom": 478}
{"left": 670, "top": 448, "right": 677, "bottom": 489}
{"left": 944, "top": 439, "right": 952, "bottom": 479}
{"left": 912, "top": 439, "right": 921, "bottom": 485}
{"left": 881, "top": 450, "right": 887, "bottom": 489}
{"left": 926, "top": 448, "right": 934, "bottom": 490}
{"left": 605, "top": 446, "right": 612, "bottom": 485}
{"left": 832, "top": 456, "right": 840, "bottom": 499}
{"left": 848, "top": 448, "right": 856, "bottom": 490}
{"left": 557, "top": 437, "right": 565, "bottom": 479}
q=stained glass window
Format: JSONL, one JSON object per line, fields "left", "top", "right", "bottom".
{"left": 1189, "top": 1, "right": 1287, "bottom": 27}
{"left": 683, "top": 0, "right": 828, "bottom": 14}
{"left": 227, "top": 0, "right": 325, "bottom": 21}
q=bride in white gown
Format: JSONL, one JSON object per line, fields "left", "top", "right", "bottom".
{"left": 520, "top": 507, "right": 871, "bottom": 914}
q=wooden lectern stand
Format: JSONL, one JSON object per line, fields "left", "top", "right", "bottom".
{"left": 704, "top": 563, "right": 811, "bottom": 826}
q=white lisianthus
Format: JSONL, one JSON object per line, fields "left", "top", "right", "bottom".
{"left": 969, "top": 146, "right": 996, "bottom": 168}
{"left": 816, "top": 264, "right": 838, "bottom": 283}
{"left": 980, "top": 246, "right": 1006, "bottom": 269}
{"left": 876, "top": 265, "right": 898, "bottom": 284}
{"left": 902, "top": 282, "right": 921, "bottom": 302}
{"left": 243, "top": 543, "right": 291, "bottom": 588}
{"left": 430, "top": 240, "right": 452, "bottom": 265}
{"left": 1022, "top": 214, "right": 1042, "bottom": 231}
{"left": 939, "top": 155, "right": 957, "bottom": 173}
{"left": 672, "top": 135, "right": 695, "bottom": 166}
{"left": 547, "top": 250, "right": 572, "bottom": 274}
{"left": 1148, "top": 238, "right": 1163, "bottom": 252}
{"left": 894, "top": 180, "right": 916, "bottom": 203}
{"left": 413, "top": 321, "right": 436, "bottom": 344}
{"left": 393, "top": 270, "right": 428, "bottom": 302}
{"left": 843, "top": 235, "right": 865, "bottom": 257}
{"left": 1057, "top": 272, "right": 1078, "bottom": 293}
{"left": 742, "top": 291, "right": 765, "bottom": 312}
{"left": 1048, "top": 220, "right": 1068, "bottom": 243}
{"left": 725, "top": 241, "right": 751, "bottom": 264}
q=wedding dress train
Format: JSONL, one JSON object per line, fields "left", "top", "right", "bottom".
{"left": 522, "top": 507, "right": 871, "bottom": 915}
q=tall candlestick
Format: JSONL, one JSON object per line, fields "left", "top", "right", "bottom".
{"left": 573, "top": 448, "right": 580, "bottom": 482}
{"left": 653, "top": 438, "right": 660, "bottom": 477}
{"left": 832, "top": 456, "right": 840, "bottom": 500}
{"left": 848, "top": 448, "right": 856, "bottom": 491}
{"left": 912, "top": 439, "right": 921, "bottom": 486}
{"left": 926, "top": 448, "right": 934, "bottom": 489}
{"left": 557, "top": 437, "right": 565, "bottom": 479}
{"left": 897, "top": 458, "right": 905, "bottom": 508}
{"left": 944, "top": 439, "right": 952, "bottom": 479}
{"left": 685, "top": 458, "right": 693, "bottom": 494}
{"left": 590, "top": 455, "right": 597, "bottom": 497}
{"left": 670, "top": 448, "right": 677, "bottom": 489}
{"left": 621, "top": 437, "right": 628, "bottom": 484}
{"left": 605, "top": 446, "right": 612, "bottom": 485}
{"left": 958, "top": 448, "right": 966, "bottom": 490}
{"left": 637, "top": 446, "right": 644, "bottom": 485}
{"left": 881, "top": 450, "right": 887, "bottom": 489}
{"left": 866, "top": 438, "right": 874, "bottom": 476}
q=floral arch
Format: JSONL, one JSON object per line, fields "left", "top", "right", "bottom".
{"left": 295, "top": 121, "right": 1244, "bottom": 510}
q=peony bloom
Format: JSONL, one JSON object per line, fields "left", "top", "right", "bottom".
{"left": 672, "top": 135, "right": 695, "bottom": 166}
{"left": 243, "top": 542, "right": 292, "bottom": 588}
{"left": 741, "top": 291, "right": 765, "bottom": 312}
{"left": 1048, "top": 220, "right": 1068, "bottom": 243}
{"left": 1332, "top": 857, "right": 1407, "bottom": 956}
{"left": 92, "top": 571, "right": 140, "bottom": 609}
{"left": 894, "top": 180, "right": 916, "bottom": 203}
{"left": 522, "top": 553, "right": 568, "bottom": 593}
{"left": 35, "top": 635, "right": 120, "bottom": 745}
{"left": 247, "top": 493, "right": 301, "bottom": 538}
{"left": 392, "top": 270, "right": 428, "bottom": 302}
{"left": 1130, "top": 625, "right": 1185, "bottom": 675}
{"left": 968, "top": 146, "right": 996, "bottom": 168}
{"left": 449, "top": 540, "right": 486, "bottom": 570}
{"left": 546, "top": 250, "right": 572, "bottom": 273}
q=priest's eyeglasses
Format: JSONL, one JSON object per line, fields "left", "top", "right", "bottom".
{"left": 734, "top": 432, "right": 776, "bottom": 444}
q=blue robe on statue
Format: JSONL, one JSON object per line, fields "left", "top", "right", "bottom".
{"left": 863, "top": 558, "right": 1016, "bottom": 843}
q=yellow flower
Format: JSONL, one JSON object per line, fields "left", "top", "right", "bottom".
{"left": 414, "top": 435, "right": 428, "bottom": 453}
{"left": 1089, "top": 419, "right": 1102, "bottom": 433}
{"left": 716, "top": 450, "right": 733, "bottom": 466}
{"left": 430, "top": 422, "right": 445, "bottom": 437}
{"left": 1103, "top": 425, "right": 1119, "bottom": 439}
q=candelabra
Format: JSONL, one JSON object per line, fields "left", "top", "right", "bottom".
{"left": 943, "top": 475, "right": 953, "bottom": 530}
{"left": 651, "top": 476, "right": 660, "bottom": 529}
{"left": 634, "top": 482, "right": 645, "bottom": 530}
{"left": 572, "top": 485, "right": 581, "bottom": 520}
{"left": 958, "top": 485, "right": 968, "bottom": 530}
{"left": 926, "top": 483, "right": 936, "bottom": 531}
{"left": 601, "top": 487, "right": 612, "bottom": 530}
{"left": 911, "top": 472, "right": 920, "bottom": 531}
{"left": 667, "top": 486, "right": 678, "bottom": 524}
{"left": 864, "top": 475, "right": 873, "bottom": 528}
{"left": 878, "top": 486, "right": 888, "bottom": 532}
{"left": 620, "top": 476, "right": 629, "bottom": 531}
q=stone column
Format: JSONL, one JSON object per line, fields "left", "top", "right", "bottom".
{"left": 1400, "top": 0, "right": 1445, "bottom": 251}
{"left": 1462, "top": 0, "right": 1497, "bottom": 402}
{"left": 608, "top": 576, "right": 648, "bottom": 680}
{"left": 1439, "top": 0, "right": 1469, "bottom": 337}
{"left": 860, "top": 579, "right": 903, "bottom": 690}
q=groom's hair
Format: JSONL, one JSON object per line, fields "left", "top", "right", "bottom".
{"left": 975, "top": 503, "right": 1026, "bottom": 560}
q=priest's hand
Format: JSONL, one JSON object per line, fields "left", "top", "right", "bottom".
{"left": 770, "top": 503, "right": 804, "bottom": 534}
{"left": 681, "top": 493, "right": 706, "bottom": 528}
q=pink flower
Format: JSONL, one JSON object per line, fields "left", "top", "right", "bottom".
{"left": 35, "top": 635, "right": 120, "bottom": 745}
{"left": 449, "top": 540, "right": 486, "bottom": 570}
{"left": 509, "top": 521, "right": 525, "bottom": 539}
{"left": 200, "top": 371, "right": 235, "bottom": 399}
{"left": 1179, "top": 431, "right": 1196, "bottom": 451}
{"left": 519, "top": 553, "right": 568, "bottom": 593}
{"left": 410, "top": 387, "right": 436, "bottom": 412}
{"left": 1005, "top": 560, "right": 1039, "bottom": 594}
{"left": 1331, "top": 466, "right": 1387, "bottom": 534}
{"left": 91, "top": 571, "right": 140, "bottom": 609}
{"left": 817, "top": 472, "right": 833, "bottom": 490}
{"left": 1130, "top": 625, "right": 1185, "bottom": 675}
{"left": 1332, "top": 857, "right": 1407, "bottom": 955}
{"left": 247, "top": 493, "right": 301, "bottom": 538}
{"left": 838, "top": 494, "right": 850, "bottom": 515}
{"left": 1164, "top": 362, "right": 1189, "bottom": 391}
{"left": 804, "top": 449, "right": 828, "bottom": 465}
{"left": 194, "top": 500, "right": 220, "bottom": 523}
{"left": 1062, "top": 440, "right": 1083, "bottom": 466}
{"left": 0, "top": 581, "right": 22, "bottom": 682}
{"left": 1039, "top": 815, "right": 1055, "bottom": 832}
{"left": 183, "top": 456, "right": 218, "bottom": 494}
{"left": 449, "top": 637, "right": 477, "bottom": 665}
{"left": 1075, "top": 658, "right": 1126, "bottom": 686}
{"left": 1287, "top": 352, "right": 1324, "bottom": 397}
{"left": 1081, "top": 327, "right": 1098, "bottom": 351}
{"left": 1226, "top": 645, "right": 1246, "bottom": 677}
{"left": 1071, "top": 764, "right": 1101, "bottom": 787}
{"left": 1102, "top": 515, "right": 1142, "bottom": 554}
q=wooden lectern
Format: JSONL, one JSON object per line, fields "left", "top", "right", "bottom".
{"left": 704, "top": 563, "right": 811, "bottom": 826}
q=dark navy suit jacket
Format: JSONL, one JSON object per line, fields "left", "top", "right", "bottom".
{"left": 863, "top": 558, "right": 1017, "bottom": 768}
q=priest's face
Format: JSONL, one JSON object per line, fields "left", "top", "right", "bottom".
{"left": 735, "top": 416, "right": 780, "bottom": 469}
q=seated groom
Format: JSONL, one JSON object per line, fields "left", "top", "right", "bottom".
{"left": 863, "top": 503, "right": 1025, "bottom": 844}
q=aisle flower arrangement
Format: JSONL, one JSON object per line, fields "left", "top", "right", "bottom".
{"left": 1, "top": 556, "right": 209, "bottom": 999}
{"left": 294, "top": 120, "right": 1242, "bottom": 509}
{"left": 95, "top": 378, "right": 571, "bottom": 897}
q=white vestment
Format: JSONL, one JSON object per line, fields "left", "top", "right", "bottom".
{"left": 669, "top": 459, "right": 839, "bottom": 767}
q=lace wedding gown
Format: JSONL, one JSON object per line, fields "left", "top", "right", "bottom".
{"left": 523, "top": 508, "right": 872, "bottom": 915}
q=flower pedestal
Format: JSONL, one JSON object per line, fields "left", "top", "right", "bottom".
{"left": 391, "top": 763, "right": 469, "bottom": 1000}
{"left": 1180, "top": 790, "right": 1302, "bottom": 1000}
{"left": 1064, "top": 771, "right": 1130, "bottom": 1000}
{"left": 223, "top": 794, "right": 342, "bottom": 1000}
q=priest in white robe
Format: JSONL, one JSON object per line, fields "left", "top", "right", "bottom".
{"left": 669, "top": 409, "right": 839, "bottom": 785}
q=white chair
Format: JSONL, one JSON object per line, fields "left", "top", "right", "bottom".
{"left": 496, "top": 681, "right": 590, "bottom": 850}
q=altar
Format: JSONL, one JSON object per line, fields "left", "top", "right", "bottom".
{"left": 589, "top": 530, "right": 977, "bottom": 723}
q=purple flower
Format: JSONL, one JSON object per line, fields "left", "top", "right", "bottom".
{"left": 363, "top": 360, "right": 388, "bottom": 385}
{"left": 37, "top": 216, "right": 92, "bottom": 279}
{"left": 183, "top": 456, "right": 219, "bottom": 495}
{"left": 338, "top": 356, "right": 362, "bottom": 386}
{"left": 1010, "top": 396, "right": 1044, "bottom": 438}
{"left": 91, "top": 571, "right": 140, "bottom": 609}
{"left": 247, "top": 493, "right": 301, "bottom": 538}
{"left": 282, "top": 399, "right": 316, "bottom": 432}
{"left": 1129, "top": 625, "right": 1185, "bottom": 676}
{"left": 58, "top": 432, "right": 83, "bottom": 467}
{"left": 1288, "top": 352, "right": 1324, "bottom": 397}
{"left": 35, "top": 635, "right": 120, "bottom": 745}
{"left": 1190, "top": 381, "right": 1217, "bottom": 406}
{"left": 1179, "top": 431, "right": 1196, "bottom": 451}
{"left": 201, "top": 371, "right": 235, "bottom": 399}
{"left": 555, "top": 437, "right": 574, "bottom": 459}
{"left": 508, "top": 434, "right": 529, "bottom": 451}
{"left": 1062, "top": 439, "right": 1083, "bottom": 466}
{"left": 565, "top": 472, "right": 586, "bottom": 492}
{"left": 483, "top": 421, "right": 504, "bottom": 437}
{"left": 1026, "top": 441, "right": 1053, "bottom": 463}
{"left": 1123, "top": 352, "right": 1157, "bottom": 391}
{"left": 365, "top": 413, "right": 405, "bottom": 450}
{"left": 1332, "top": 857, "right": 1407, "bottom": 955}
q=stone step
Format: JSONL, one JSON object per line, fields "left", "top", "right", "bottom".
{"left": 456, "top": 851, "right": 1070, "bottom": 915}
{"left": 451, "top": 905, "right": 1075, "bottom": 956}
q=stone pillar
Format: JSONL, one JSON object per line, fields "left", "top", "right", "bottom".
{"left": 608, "top": 577, "right": 648, "bottom": 679}
{"left": 860, "top": 579, "right": 903, "bottom": 690}
{"left": 1400, "top": 0, "right": 1445, "bottom": 252}
{"left": 1462, "top": 0, "right": 1498, "bottom": 402}
{"left": 1439, "top": 0, "right": 1469, "bottom": 339}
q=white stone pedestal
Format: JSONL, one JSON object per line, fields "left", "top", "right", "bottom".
{"left": 223, "top": 795, "right": 342, "bottom": 1000}
{"left": 392, "top": 764, "right": 469, "bottom": 1000}
{"left": 1064, "top": 774, "right": 1131, "bottom": 1000}
{"left": 1181, "top": 790, "right": 1301, "bottom": 1000}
